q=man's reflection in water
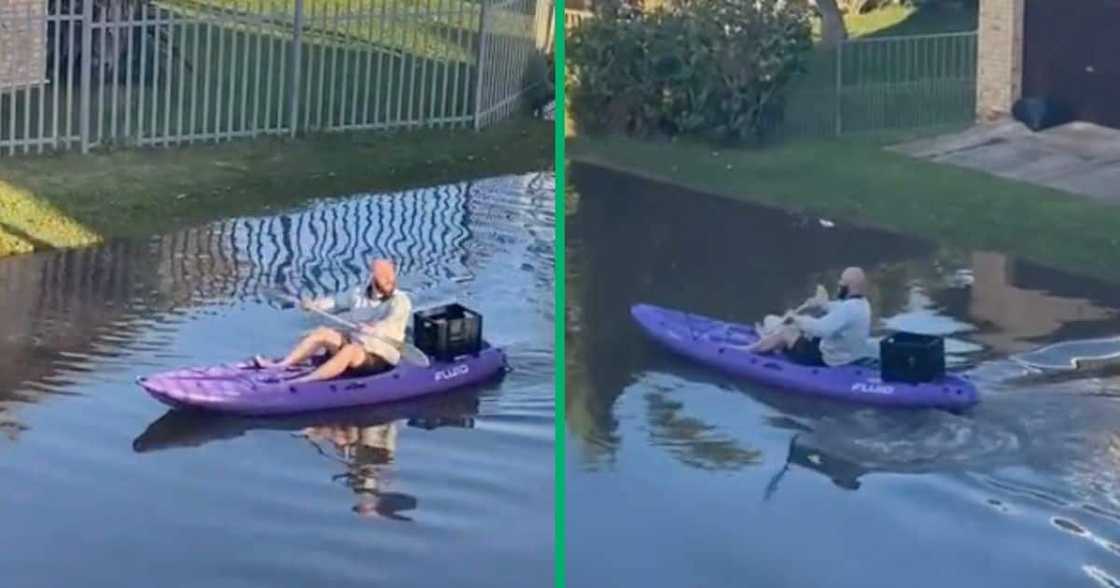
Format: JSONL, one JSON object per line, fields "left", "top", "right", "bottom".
{"left": 301, "top": 422, "right": 415, "bottom": 520}
{"left": 300, "top": 414, "right": 475, "bottom": 520}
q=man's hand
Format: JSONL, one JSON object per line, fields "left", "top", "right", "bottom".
{"left": 803, "top": 284, "right": 829, "bottom": 310}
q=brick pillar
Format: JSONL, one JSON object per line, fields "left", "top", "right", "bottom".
{"left": 976, "top": 0, "right": 1026, "bottom": 121}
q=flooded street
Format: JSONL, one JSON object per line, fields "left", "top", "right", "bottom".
{"left": 566, "top": 164, "right": 1120, "bottom": 588}
{"left": 0, "top": 173, "right": 554, "bottom": 588}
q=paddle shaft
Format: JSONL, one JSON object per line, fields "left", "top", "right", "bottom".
{"left": 270, "top": 289, "right": 421, "bottom": 357}
{"left": 304, "top": 302, "right": 364, "bottom": 332}
{"left": 779, "top": 300, "right": 814, "bottom": 324}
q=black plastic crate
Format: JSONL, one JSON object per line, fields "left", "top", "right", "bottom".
{"left": 880, "top": 332, "right": 945, "bottom": 384}
{"left": 413, "top": 303, "right": 483, "bottom": 361}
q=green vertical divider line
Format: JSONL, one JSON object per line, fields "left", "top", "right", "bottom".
{"left": 552, "top": 0, "right": 565, "bottom": 584}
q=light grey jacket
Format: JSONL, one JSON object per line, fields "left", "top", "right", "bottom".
{"left": 795, "top": 297, "right": 876, "bottom": 367}
{"left": 309, "top": 286, "right": 413, "bottom": 365}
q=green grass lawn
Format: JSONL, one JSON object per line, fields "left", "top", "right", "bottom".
{"left": 0, "top": 117, "right": 551, "bottom": 257}
{"left": 568, "top": 133, "right": 1120, "bottom": 285}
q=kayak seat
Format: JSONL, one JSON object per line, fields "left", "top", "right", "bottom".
{"left": 343, "top": 361, "right": 393, "bottom": 378}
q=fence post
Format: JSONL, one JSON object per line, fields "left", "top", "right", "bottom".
{"left": 79, "top": 0, "right": 94, "bottom": 153}
{"left": 472, "top": 0, "right": 490, "bottom": 130}
{"left": 289, "top": 0, "right": 304, "bottom": 138}
{"left": 834, "top": 41, "right": 843, "bottom": 138}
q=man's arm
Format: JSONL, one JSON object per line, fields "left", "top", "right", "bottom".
{"left": 304, "top": 287, "right": 365, "bottom": 313}
{"left": 794, "top": 304, "right": 849, "bottom": 338}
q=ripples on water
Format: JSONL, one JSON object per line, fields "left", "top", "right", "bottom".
{"left": 567, "top": 164, "right": 1120, "bottom": 588}
{"left": 0, "top": 173, "right": 554, "bottom": 588}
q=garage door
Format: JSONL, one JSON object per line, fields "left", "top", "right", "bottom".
{"left": 1023, "top": 0, "right": 1120, "bottom": 128}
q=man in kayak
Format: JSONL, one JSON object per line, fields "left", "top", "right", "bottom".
{"left": 749, "top": 267, "right": 874, "bottom": 367}
{"left": 256, "top": 258, "right": 412, "bottom": 382}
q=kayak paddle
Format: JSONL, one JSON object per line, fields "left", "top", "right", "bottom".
{"left": 265, "top": 288, "right": 431, "bottom": 368}
{"left": 1011, "top": 336, "right": 1120, "bottom": 372}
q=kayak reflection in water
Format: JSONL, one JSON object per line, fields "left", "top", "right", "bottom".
{"left": 256, "top": 258, "right": 413, "bottom": 383}
{"left": 300, "top": 422, "right": 419, "bottom": 520}
{"left": 747, "top": 267, "right": 877, "bottom": 367}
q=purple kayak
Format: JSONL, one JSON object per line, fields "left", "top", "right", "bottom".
{"left": 631, "top": 304, "right": 978, "bottom": 410}
{"left": 137, "top": 344, "right": 506, "bottom": 415}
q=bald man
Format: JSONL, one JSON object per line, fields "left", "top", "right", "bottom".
{"left": 750, "top": 267, "right": 875, "bottom": 367}
{"left": 257, "top": 259, "right": 413, "bottom": 383}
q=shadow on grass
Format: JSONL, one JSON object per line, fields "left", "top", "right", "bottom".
{"left": 0, "top": 221, "right": 53, "bottom": 251}
{"left": 0, "top": 116, "right": 552, "bottom": 257}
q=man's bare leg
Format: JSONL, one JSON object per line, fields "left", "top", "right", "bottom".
{"left": 257, "top": 327, "right": 346, "bottom": 368}
{"left": 746, "top": 326, "right": 800, "bottom": 354}
{"left": 292, "top": 344, "right": 385, "bottom": 383}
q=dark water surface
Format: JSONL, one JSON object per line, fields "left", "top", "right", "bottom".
{"left": 0, "top": 173, "right": 554, "bottom": 588}
{"left": 567, "top": 164, "right": 1120, "bottom": 588}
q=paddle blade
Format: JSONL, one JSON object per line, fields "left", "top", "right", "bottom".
{"left": 1015, "top": 337, "right": 1120, "bottom": 371}
{"left": 1074, "top": 354, "right": 1120, "bottom": 371}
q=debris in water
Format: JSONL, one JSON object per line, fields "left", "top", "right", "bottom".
{"left": 819, "top": 218, "right": 835, "bottom": 228}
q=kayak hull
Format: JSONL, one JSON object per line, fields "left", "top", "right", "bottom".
{"left": 137, "top": 345, "right": 507, "bottom": 415}
{"left": 631, "top": 304, "right": 978, "bottom": 410}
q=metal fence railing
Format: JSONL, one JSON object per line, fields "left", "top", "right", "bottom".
{"left": 782, "top": 31, "right": 978, "bottom": 139}
{"left": 473, "top": 0, "right": 545, "bottom": 127}
{"left": 0, "top": 0, "right": 549, "bottom": 157}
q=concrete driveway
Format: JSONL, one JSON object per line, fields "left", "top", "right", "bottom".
{"left": 892, "top": 120, "right": 1120, "bottom": 203}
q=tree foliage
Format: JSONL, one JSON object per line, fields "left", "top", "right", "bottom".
{"left": 567, "top": 0, "right": 813, "bottom": 143}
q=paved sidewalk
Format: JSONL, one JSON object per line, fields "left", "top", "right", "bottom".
{"left": 891, "top": 120, "right": 1120, "bottom": 204}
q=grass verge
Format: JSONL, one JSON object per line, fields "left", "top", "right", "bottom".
{"left": 568, "top": 133, "right": 1120, "bottom": 285}
{"left": 0, "top": 117, "right": 551, "bottom": 257}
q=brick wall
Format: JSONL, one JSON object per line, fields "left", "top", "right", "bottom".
{"left": 976, "top": 0, "right": 1025, "bottom": 120}
{"left": 0, "top": 0, "right": 47, "bottom": 90}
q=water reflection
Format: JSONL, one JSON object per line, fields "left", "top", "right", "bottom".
{"left": 567, "top": 163, "right": 1120, "bottom": 587}
{"left": 568, "top": 163, "right": 1120, "bottom": 459}
{"left": 134, "top": 388, "right": 487, "bottom": 520}
{"left": 0, "top": 173, "right": 553, "bottom": 437}
{"left": 565, "top": 163, "right": 936, "bottom": 454}
{"left": 0, "top": 173, "right": 553, "bottom": 588}
{"left": 645, "top": 390, "right": 763, "bottom": 471}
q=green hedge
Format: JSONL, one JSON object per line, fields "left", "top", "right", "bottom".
{"left": 567, "top": 0, "right": 813, "bottom": 143}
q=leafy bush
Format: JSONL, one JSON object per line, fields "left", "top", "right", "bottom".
{"left": 567, "top": 0, "right": 813, "bottom": 143}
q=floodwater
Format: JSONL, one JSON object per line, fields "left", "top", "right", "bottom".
{"left": 566, "top": 164, "right": 1120, "bottom": 588}
{"left": 0, "top": 173, "right": 554, "bottom": 588}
